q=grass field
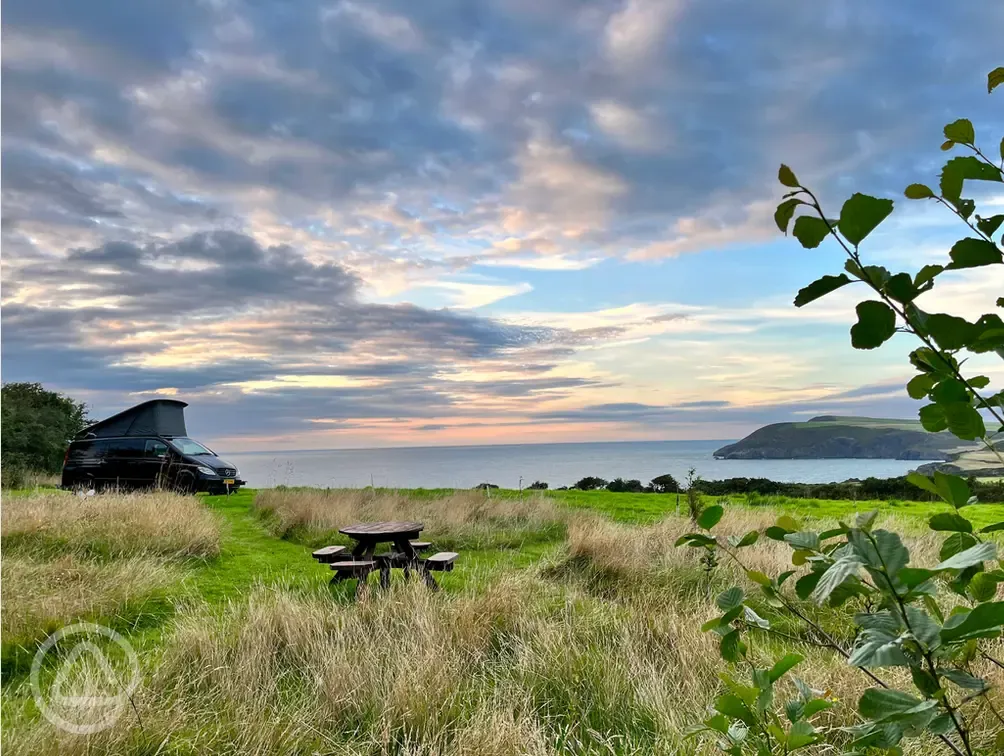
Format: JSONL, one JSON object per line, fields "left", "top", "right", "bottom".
{"left": 2, "top": 487, "right": 1001, "bottom": 754}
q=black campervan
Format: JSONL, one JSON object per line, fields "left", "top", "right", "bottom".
{"left": 61, "top": 399, "right": 245, "bottom": 494}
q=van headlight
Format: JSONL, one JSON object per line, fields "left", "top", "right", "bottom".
{"left": 196, "top": 466, "right": 216, "bottom": 477}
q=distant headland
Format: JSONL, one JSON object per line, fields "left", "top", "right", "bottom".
{"left": 714, "top": 416, "right": 977, "bottom": 462}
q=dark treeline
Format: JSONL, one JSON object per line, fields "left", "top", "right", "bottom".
{"left": 536, "top": 474, "right": 1004, "bottom": 503}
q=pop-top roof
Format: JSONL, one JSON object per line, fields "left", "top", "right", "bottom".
{"left": 76, "top": 399, "right": 188, "bottom": 439}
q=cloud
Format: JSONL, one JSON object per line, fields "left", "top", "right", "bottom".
{"left": 3, "top": 0, "right": 1002, "bottom": 446}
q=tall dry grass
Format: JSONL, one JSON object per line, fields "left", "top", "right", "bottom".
{"left": 9, "top": 574, "right": 998, "bottom": 755}
{"left": 254, "top": 488, "right": 568, "bottom": 549}
{"left": 1, "top": 555, "right": 179, "bottom": 642}
{"left": 1, "top": 491, "right": 221, "bottom": 560}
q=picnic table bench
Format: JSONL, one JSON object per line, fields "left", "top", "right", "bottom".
{"left": 310, "top": 521, "right": 457, "bottom": 597}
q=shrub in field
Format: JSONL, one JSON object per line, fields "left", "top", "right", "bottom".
{"left": 574, "top": 476, "right": 609, "bottom": 490}
{"left": 651, "top": 474, "right": 681, "bottom": 493}
{"left": 677, "top": 67, "right": 1004, "bottom": 756}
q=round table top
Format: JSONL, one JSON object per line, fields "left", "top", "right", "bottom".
{"left": 338, "top": 521, "right": 424, "bottom": 538}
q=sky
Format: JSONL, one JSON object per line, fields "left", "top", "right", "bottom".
{"left": 2, "top": 0, "right": 1003, "bottom": 452}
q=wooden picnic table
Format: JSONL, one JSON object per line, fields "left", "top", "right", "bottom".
{"left": 322, "top": 521, "right": 457, "bottom": 596}
{"left": 338, "top": 520, "right": 424, "bottom": 561}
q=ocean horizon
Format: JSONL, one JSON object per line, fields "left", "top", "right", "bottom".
{"left": 221, "top": 439, "right": 925, "bottom": 490}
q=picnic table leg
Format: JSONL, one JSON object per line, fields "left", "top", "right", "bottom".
{"left": 379, "top": 564, "right": 391, "bottom": 590}
{"left": 422, "top": 566, "right": 440, "bottom": 592}
{"left": 393, "top": 538, "right": 420, "bottom": 582}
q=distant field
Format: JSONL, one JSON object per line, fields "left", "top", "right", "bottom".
{"left": 3, "top": 486, "right": 1001, "bottom": 754}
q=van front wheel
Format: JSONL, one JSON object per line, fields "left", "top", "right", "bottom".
{"left": 175, "top": 472, "right": 196, "bottom": 495}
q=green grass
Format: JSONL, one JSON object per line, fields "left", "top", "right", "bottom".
{"left": 3, "top": 486, "right": 1002, "bottom": 755}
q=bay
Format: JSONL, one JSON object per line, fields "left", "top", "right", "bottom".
{"left": 221, "top": 440, "right": 924, "bottom": 490}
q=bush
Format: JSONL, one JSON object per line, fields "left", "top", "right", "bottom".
{"left": 574, "top": 476, "right": 608, "bottom": 491}
{"left": 1, "top": 383, "right": 88, "bottom": 486}
{"left": 650, "top": 474, "right": 680, "bottom": 493}
{"left": 527, "top": 480, "right": 548, "bottom": 490}
{"left": 606, "top": 478, "right": 645, "bottom": 493}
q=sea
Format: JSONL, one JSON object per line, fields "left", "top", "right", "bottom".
{"left": 221, "top": 440, "right": 923, "bottom": 490}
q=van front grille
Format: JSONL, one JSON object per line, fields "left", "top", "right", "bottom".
{"left": 218, "top": 468, "right": 237, "bottom": 477}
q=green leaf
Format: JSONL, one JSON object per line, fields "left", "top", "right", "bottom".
{"left": 675, "top": 533, "right": 716, "bottom": 547}
{"left": 776, "top": 515, "right": 799, "bottom": 532}
{"left": 939, "top": 532, "right": 977, "bottom": 561}
{"left": 976, "top": 213, "right": 1004, "bottom": 237}
{"left": 698, "top": 504, "right": 724, "bottom": 530}
{"left": 793, "top": 273, "right": 851, "bottom": 307}
{"left": 928, "top": 512, "right": 972, "bottom": 533}
{"left": 918, "top": 403, "right": 948, "bottom": 432}
{"left": 930, "top": 378, "right": 970, "bottom": 404}
{"left": 839, "top": 193, "right": 894, "bottom": 246}
{"left": 786, "top": 720, "right": 818, "bottom": 750}
{"left": 940, "top": 601, "right": 1004, "bottom": 643}
{"left": 905, "top": 374, "right": 934, "bottom": 400}
{"left": 943, "top": 118, "right": 974, "bottom": 145}
{"left": 989, "top": 66, "right": 1004, "bottom": 93}
{"left": 947, "top": 238, "right": 1004, "bottom": 269}
{"left": 778, "top": 164, "right": 799, "bottom": 188}
{"left": 768, "top": 653, "right": 804, "bottom": 683}
{"left": 899, "top": 567, "right": 937, "bottom": 589}
{"left": 717, "top": 586, "right": 744, "bottom": 611}
{"left": 968, "top": 375, "right": 991, "bottom": 389}
{"left": 774, "top": 198, "right": 802, "bottom": 233}
{"left": 715, "top": 693, "right": 756, "bottom": 726}
{"left": 746, "top": 570, "right": 771, "bottom": 586}
{"left": 764, "top": 526, "right": 789, "bottom": 541}
{"left": 792, "top": 216, "right": 831, "bottom": 249}
{"left": 914, "top": 264, "right": 943, "bottom": 288}
{"left": 720, "top": 630, "right": 746, "bottom": 662}
{"left": 933, "top": 471, "right": 971, "bottom": 508}
{"left": 850, "top": 301, "right": 897, "bottom": 350}
{"left": 980, "top": 521, "right": 1004, "bottom": 533}
{"left": 926, "top": 313, "right": 976, "bottom": 350}
{"left": 906, "top": 471, "right": 938, "bottom": 495}
{"left": 941, "top": 156, "right": 1003, "bottom": 203}
{"left": 810, "top": 556, "right": 863, "bottom": 604}
{"left": 784, "top": 531, "right": 821, "bottom": 551}
{"left": 883, "top": 273, "right": 918, "bottom": 304}
{"left": 904, "top": 183, "right": 934, "bottom": 199}
{"left": 802, "top": 699, "right": 832, "bottom": 718}
{"left": 858, "top": 689, "right": 928, "bottom": 721}
{"left": 935, "top": 542, "right": 997, "bottom": 571}
{"left": 940, "top": 140, "right": 955, "bottom": 151}
{"left": 939, "top": 668, "right": 988, "bottom": 691}
{"left": 943, "top": 402, "right": 986, "bottom": 440}
{"left": 733, "top": 530, "right": 759, "bottom": 548}
{"left": 969, "top": 572, "right": 999, "bottom": 602}
{"left": 794, "top": 572, "right": 821, "bottom": 600}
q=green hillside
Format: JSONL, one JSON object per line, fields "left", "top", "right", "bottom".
{"left": 714, "top": 415, "right": 977, "bottom": 461}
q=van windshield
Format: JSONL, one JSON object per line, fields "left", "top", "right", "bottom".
{"left": 171, "top": 437, "right": 214, "bottom": 456}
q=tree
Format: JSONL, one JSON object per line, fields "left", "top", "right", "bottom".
{"left": 679, "top": 67, "right": 1004, "bottom": 756}
{"left": 606, "top": 477, "right": 645, "bottom": 493}
{"left": 573, "top": 476, "right": 608, "bottom": 490}
{"left": 650, "top": 473, "right": 680, "bottom": 493}
{"left": 527, "top": 480, "right": 548, "bottom": 490}
{"left": 1, "top": 383, "right": 88, "bottom": 476}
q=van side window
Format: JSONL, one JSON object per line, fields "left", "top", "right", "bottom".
{"left": 68, "top": 441, "right": 94, "bottom": 461}
{"left": 145, "top": 440, "right": 169, "bottom": 458}
{"left": 111, "top": 438, "right": 146, "bottom": 457}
